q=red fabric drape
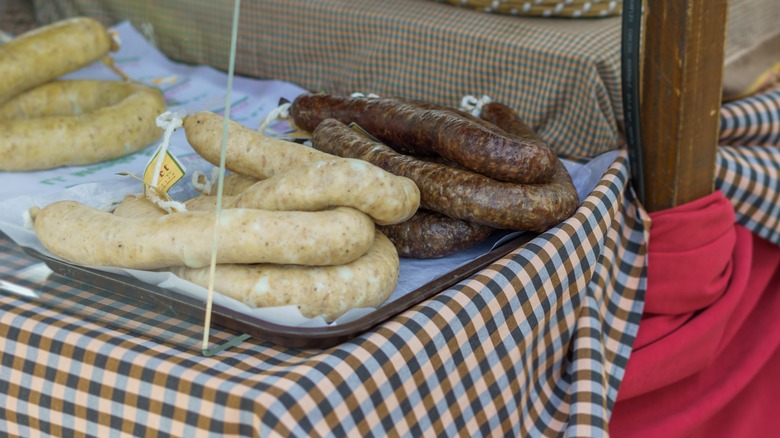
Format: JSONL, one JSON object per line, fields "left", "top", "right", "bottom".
{"left": 610, "top": 191, "right": 780, "bottom": 437}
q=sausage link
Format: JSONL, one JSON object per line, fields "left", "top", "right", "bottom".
{"left": 0, "top": 17, "right": 115, "bottom": 105}
{"left": 377, "top": 209, "right": 494, "bottom": 259}
{"left": 185, "top": 158, "right": 420, "bottom": 226}
{"left": 172, "top": 230, "right": 399, "bottom": 322}
{"left": 479, "top": 102, "right": 540, "bottom": 140}
{"left": 290, "top": 93, "right": 557, "bottom": 184}
{"left": 183, "top": 111, "right": 336, "bottom": 180}
{"left": 0, "top": 80, "right": 166, "bottom": 171}
{"left": 311, "top": 118, "right": 578, "bottom": 231}
{"left": 31, "top": 201, "right": 376, "bottom": 269}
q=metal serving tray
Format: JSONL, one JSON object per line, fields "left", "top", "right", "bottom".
{"left": 23, "top": 232, "right": 534, "bottom": 349}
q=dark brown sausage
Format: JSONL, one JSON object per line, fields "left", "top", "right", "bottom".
{"left": 377, "top": 209, "right": 494, "bottom": 259}
{"left": 377, "top": 154, "right": 496, "bottom": 258}
{"left": 393, "top": 97, "right": 522, "bottom": 136}
{"left": 310, "top": 118, "right": 579, "bottom": 232}
{"left": 479, "top": 102, "right": 539, "bottom": 140}
{"left": 290, "top": 93, "right": 557, "bottom": 184}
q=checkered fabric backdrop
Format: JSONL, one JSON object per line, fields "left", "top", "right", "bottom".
{"left": 1, "top": 0, "right": 626, "bottom": 159}
{"left": 2, "top": 0, "right": 776, "bottom": 160}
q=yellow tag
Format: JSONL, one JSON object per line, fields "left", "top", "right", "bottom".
{"left": 143, "top": 149, "right": 186, "bottom": 194}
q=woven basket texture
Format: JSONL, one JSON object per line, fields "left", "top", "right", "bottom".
{"left": 432, "top": 0, "right": 623, "bottom": 18}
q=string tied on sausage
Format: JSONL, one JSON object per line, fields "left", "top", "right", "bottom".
{"left": 350, "top": 92, "right": 380, "bottom": 99}
{"left": 261, "top": 91, "right": 379, "bottom": 141}
{"left": 100, "top": 56, "right": 130, "bottom": 81}
{"left": 460, "top": 94, "right": 493, "bottom": 116}
{"left": 257, "top": 102, "right": 312, "bottom": 142}
{"left": 258, "top": 102, "right": 291, "bottom": 133}
{"left": 98, "top": 29, "right": 129, "bottom": 81}
{"left": 191, "top": 167, "right": 221, "bottom": 195}
{"left": 146, "top": 111, "right": 187, "bottom": 214}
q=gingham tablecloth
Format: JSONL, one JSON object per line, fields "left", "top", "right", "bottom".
{"left": 717, "top": 85, "right": 780, "bottom": 245}
{"left": 0, "top": 152, "right": 648, "bottom": 437}
{"left": 2, "top": 143, "right": 778, "bottom": 437}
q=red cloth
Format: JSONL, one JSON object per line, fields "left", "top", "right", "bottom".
{"left": 610, "top": 191, "right": 780, "bottom": 437}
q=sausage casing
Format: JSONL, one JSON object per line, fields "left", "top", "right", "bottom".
{"left": 32, "top": 201, "right": 376, "bottom": 269}
{"left": 0, "top": 80, "right": 166, "bottom": 171}
{"left": 377, "top": 209, "right": 494, "bottom": 258}
{"left": 183, "top": 111, "right": 336, "bottom": 180}
{"left": 311, "top": 118, "right": 578, "bottom": 231}
{"left": 172, "top": 230, "right": 399, "bottom": 322}
{"left": 0, "top": 17, "right": 115, "bottom": 105}
{"left": 290, "top": 93, "right": 557, "bottom": 184}
{"left": 186, "top": 158, "right": 420, "bottom": 225}
{"left": 479, "top": 102, "right": 540, "bottom": 141}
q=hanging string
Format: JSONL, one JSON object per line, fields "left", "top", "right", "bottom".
{"left": 202, "top": 0, "right": 242, "bottom": 354}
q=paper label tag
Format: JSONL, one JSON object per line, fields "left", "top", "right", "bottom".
{"left": 143, "top": 149, "right": 186, "bottom": 194}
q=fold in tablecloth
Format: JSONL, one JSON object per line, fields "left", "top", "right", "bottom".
{"left": 716, "top": 145, "right": 780, "bottom": 245}
{"left": 610, "top": 191, "right": 780, "bottom": 437}
{"left": 720, "top": 85, "right": 780, "bottom": 147}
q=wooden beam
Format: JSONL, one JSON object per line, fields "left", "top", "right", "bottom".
{"left": 640, "top": 0, "right": 729, "bottom": 212}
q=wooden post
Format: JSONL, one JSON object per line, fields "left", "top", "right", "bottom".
{"left": 640, "top": 0, "right": 729, "bottom": 212}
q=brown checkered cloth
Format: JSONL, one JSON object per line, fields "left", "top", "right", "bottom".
{"left": 1, "top": 0, "right": 626, "bottom": 159}
{"left": 2, "top": 0, "right": 776, "bottom": 159}
{"left": 717, "top": 86, "right": 780, "bottom": 246}
{"left": 0, "top": 152, "right": 647, "bottom": 437}
{"left": 4, "top": 140, "right": 779, "bottom": 436}
{"left": 720, "top": 85, "right": 780, "bottom": 147}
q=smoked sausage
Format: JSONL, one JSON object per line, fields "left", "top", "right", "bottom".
{"left": 290, "top": 93, "right": 557, "bottom": 184}
{"left": 479, "top": 102, "right": 540, "bottom": 141}
{"left": 310, "top": 118, "right": 578, "bottom": 232}
{"left": 377, "top": 209, "right": 494, "bottom": 258}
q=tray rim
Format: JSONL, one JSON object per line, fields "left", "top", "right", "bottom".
{"left": 22, "top": 232, "right": 534, "bottom": 349}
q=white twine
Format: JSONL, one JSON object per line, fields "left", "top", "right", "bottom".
{"left": 257, "top": 102, "right": 291, "bottom": 133}
{"left": 191, "top": 168, "right": 221, "bottom": 195}
{"left": 153, "top": 198, "right": 187, "bottom": 214}
{"left": 149, "top": 111, "right": 182, "bottom": 189}
{"left": 108, "top": 29, "right": 122, "bottom": 50}
{"left": 259, "top": 92, "right": 379, "bottom": 137}
{"left": 137, "top": 22, "right": 157, "bottom": 48}
{"left": 22, "top": 209, "right": 34, "bottom": 231}
{"left": 350, "top": 92, "right": 380, "bottom": 98}
{"left": 460, "top": 94, "right": 493, "bottom": 116}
